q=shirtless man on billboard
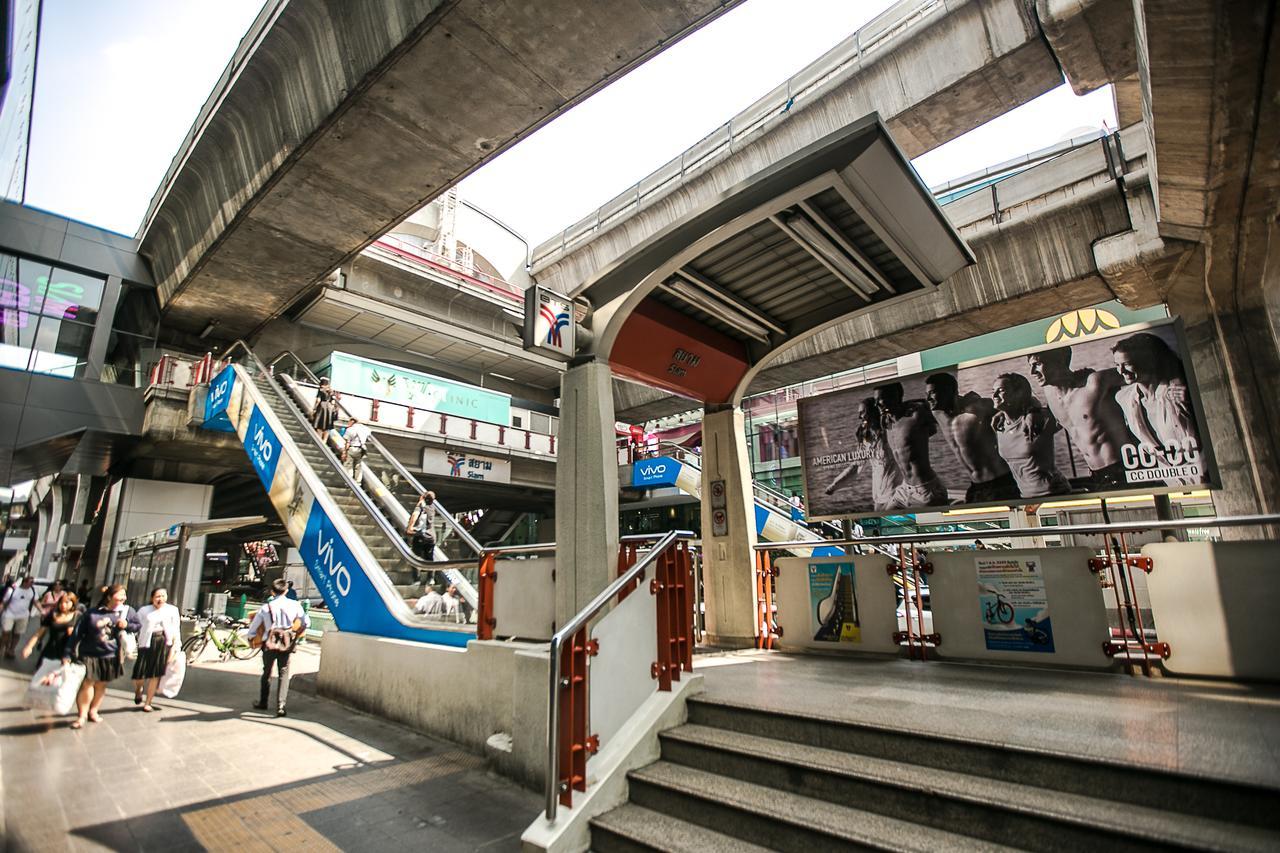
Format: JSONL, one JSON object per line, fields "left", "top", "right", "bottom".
{"left": 1111, "top": 333, "right": 1201, "bottom": 486}
{"left": 823, "top": 397, "right": 904, "bottom": 510}
{"left": 924, "top": 373, "right": 1017, "bottom": 503}
{"left": 1026, "top": 347, "right": 1135, "bottom": 489}
{"left": 875, "top": 383, "right": 948, "bottom": 508}
{"left": 991, "top": 373, "right": 1071, "bottom": 499}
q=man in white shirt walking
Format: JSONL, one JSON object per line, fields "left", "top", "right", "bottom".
{"left": 341, "top": 417, "right": 372, "bottom": 482}
{"left": 247, "top": 578, "right": 310, "bottom": 716}
{"left": 1, "top": 577, "right": 37, "bottom": 659}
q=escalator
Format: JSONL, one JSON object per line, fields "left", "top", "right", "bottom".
{"left": 203, "top": 344, "right": 481, "bottom": 647}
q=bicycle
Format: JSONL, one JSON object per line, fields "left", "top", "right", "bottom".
{"left": 182, "top": 613, "right": 260, "bottom": 663}
{"left": 983, "top": 592, "right": 1015, "bottom": 625}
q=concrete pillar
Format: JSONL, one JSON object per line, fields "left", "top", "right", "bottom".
{"left": 553, "top": 361, "right": 619, "bottom": 628}
{"left": 699, "top": 406, "right": 759, "bottom": 647}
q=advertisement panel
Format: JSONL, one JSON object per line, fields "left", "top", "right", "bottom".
{"left": 523, "top": 285, "right": 575, "bottom": 359}
{"left": 203, "top": 364, "right": 237, "bottom": 432}
{"left": 798, "top": 319, "right": 1216, "bottom": 519}
{"left": 809, "top": 561, "right": 860, "bottom": 642}
{"left": 631, "top": 456, "right": 682, "bottom": 488}
{"left": 244, "top": 405, "right": 282, "bottom": 491}
{"left": 324, "top": 352, "right": 511, "bottom": 426}
{"left": 422, "top": 447, "right": 512, "bottom": 484}
{"left": 976, "top": 555, "right": 1055, "bottom": 653}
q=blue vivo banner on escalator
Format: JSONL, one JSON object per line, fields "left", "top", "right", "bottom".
{"left": 632, "top": 456, "right": 682, "bottom": 487}
{"left": 245, "top": 405, "right": 282, "bottom": 490}
{"left": 204, "top": 365, "right": 236, "bottom": 432}
{"left": 298, "top": 500, "right": 470, "bottom": 647}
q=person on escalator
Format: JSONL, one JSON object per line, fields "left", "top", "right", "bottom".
{"left": 341, "top": 417, "right": 372, "bottom": 482}
{"left": 311, "top": 378, "right": 338, "bottom": 442}
{"left": 406, "top": 492, "right": 437, "bottom": 561}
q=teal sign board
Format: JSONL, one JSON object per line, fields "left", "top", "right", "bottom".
{"left": 323, "top": 352, "right": 511, "bottom": 426}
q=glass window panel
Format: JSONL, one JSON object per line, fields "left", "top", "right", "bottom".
{"left": 28, "top": 314, "right": 93, "bottom": 378}
{"left": 0, "top": 308, "right": 39, "bottom": 371}
{"left": 112, "top": 284, "right": 159, "bottom": 336}
{"left": 1, "top": 256, "right": 52, "bottom": 316}
{"left": 101, "top": 330, "right": 149, "bottom": 386}
{"left": 40, "top": 267, "right": 105, "bottom": 325}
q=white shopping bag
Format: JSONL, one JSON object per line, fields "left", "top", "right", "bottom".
{"left": 27, "top": 659, "right": 86, "bottom": 716}
{"left": 159, "top": 649, "right": 186, "bottom": 698}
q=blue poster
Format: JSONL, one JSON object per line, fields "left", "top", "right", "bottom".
{"left": 203, "top": 365, "right": 236, "bottom": 432}
{"left": 976, "top": 555, "right": 1055, "bottom": 652}
{"left": 808, "top": 561, "right": 860, "bottom": 642}
{"left": 244, "top": 405, "right": 281, "bottom": 491}
{"left": 298, "top": 501, "right": 470, "bottom": 647}
{"left": 631, "top": 456, "right": 681, "bottom": 487}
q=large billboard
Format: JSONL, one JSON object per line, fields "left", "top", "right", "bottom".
{"left": 798, "top": 319, "right": 1217, "bottom": 519}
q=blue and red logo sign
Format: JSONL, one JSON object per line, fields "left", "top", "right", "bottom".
{"left": 540, "top": 305, "right": 570, "bottom": 347}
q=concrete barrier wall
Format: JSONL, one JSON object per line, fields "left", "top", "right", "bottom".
{"left": 493, "top": 557, "right": 555, "bottom": 641}
{"left": 774, "top": 555, "right": 901, "bottom": 655}
{"left": 1143, "top": 541, "right": 1280, "bottom": 680}
{"left": 317, "top": 633, "right": 549, "bottom": 787}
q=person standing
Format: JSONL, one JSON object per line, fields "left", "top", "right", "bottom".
{"left": 131, "top": 588, "right": 181, "bottom": 713}
{"left": 341, "top": 417, "right": 372, "bottom": 482}
{"left": 247, "top": 578, "right": 310, "bottom": 717}
{"left": 823, "top": 398, "right": 905, "bottom": 511}
{"left": 991, "top": 373, "right": 1071, "bottom": 499}
{"left": 406, "top": 492, "right": 437, "bottom": 560}
{"left": 875, "top": 383, "right": 949, "bottom": 508}
{"left": 1111, "top": 333, "right": 1201, "bottom": 486}
{"left": 1, "top": 577, "right": 37, "bottom": 658}
{"left": 924, "top": 373, "right": 1016, "bottom": 502}
{"left": 37, "top": 580, "right": 66, "bottom": 617}
{"left": 311, "top": 377, "right": 338, "bottom": 441}
{"left": 68, "top": 585, "right": 140, "bottom": 729}
{"left": 22, "top": 591, "right": 80, "bottom": 664}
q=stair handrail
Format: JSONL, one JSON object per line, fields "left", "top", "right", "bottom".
{"left": 544, "top": 529, "right": 696, "bottom": 822}
{"left": 215, "top": 341, "right": 447, "bottom": 576}
{"left": 265, "top": 350, "right": 486, "bottom": 557}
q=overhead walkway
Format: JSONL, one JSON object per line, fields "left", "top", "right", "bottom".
{"left": 202, "top": 345, "right": 481, "bottom": 646}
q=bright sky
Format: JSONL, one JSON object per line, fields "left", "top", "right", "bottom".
{"left": 25, "top": 0, "right": 1115, "bottom": 246}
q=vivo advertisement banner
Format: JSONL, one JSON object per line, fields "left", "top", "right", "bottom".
{"left": 244, "top": 405, "right": 282, "bottom": 491}
{"left": 298, "top": 500, "right": 469, "bottom": 647}
{"left": 631, "top": 457, "right": 682, "bottom": 488}
{"left": 323, "top": 352, "right": 511, "bottom": 426}
{"left": 799, "top": 319, "right": 1218, "bottom": 519}
{"left": 204, "top": 365, "right": 237, "bottom": 432}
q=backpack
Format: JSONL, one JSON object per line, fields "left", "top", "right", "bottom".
{"left": 263, "top": 603, "right": 297, "bottom": 653}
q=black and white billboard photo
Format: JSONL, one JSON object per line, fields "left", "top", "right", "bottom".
{"left": 798, "top": 319, "right": 1218, "bottom": 519}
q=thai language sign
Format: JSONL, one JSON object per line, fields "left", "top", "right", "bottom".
{"left": 976, "top": 555, "right": 1055, "bottom": 653}
{"left": 809, "top": 561, "right": 860, "bottom": 643}
{"left": 422, "top": 447, "right": 511, "bottom": 484}
{"left": 322, "top": 352, "right": 511, "bottom": 426}
{"left": 798, "top": 319, "right": 1216, "bottom": 518}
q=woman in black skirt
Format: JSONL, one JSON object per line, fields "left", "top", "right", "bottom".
{"left": 132, "top": 587, "right": 180, "bottom": 712}
{"left": 68, "top": 584, "right": 139, "bottom": 729}
{"left": 311, "top": 377, "right": 338, "bottom": 440}
{"left": 21, "top": 590, "right": 80, "bottom": 664}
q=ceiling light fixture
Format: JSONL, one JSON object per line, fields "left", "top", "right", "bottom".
{"left": 198, "top": 319, "right": 219, "bottom": 339}
{"left": 771, "top": 212, "right": 875, "bottom": 300}
{"left": 660, "top": 280, "right": 770, "bottom": 343}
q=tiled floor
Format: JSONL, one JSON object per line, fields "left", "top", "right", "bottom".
{"left": 695, "top": 650, "right": 1280, "bottom": 788}
{"left": 0, "top": 644, "right": 539, "bottom": 852}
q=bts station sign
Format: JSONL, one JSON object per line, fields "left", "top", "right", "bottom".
{"left": 523, "top": 285, "right": 575, "bottom": 359}
{"left": 798, "top": 319, "right": 1218, "bottom": 520}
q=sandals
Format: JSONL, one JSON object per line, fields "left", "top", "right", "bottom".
{"left": 142, "top": 705, "right": 154, "bottom": 713}
{"left": 88, "top": 712, "right": 102, "bottom": 723}
{"left": 134, "top": 693, "right": 143, "bottom": 705}
{"left": 70, "top": 720, "right": 84, "bottom": 729}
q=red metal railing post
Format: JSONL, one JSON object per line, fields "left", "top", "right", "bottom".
{"left": 476, "top": 552, "right": 496, "bottom": 641}
{"left": 406, "top": 406, "right": 415, "bottom": 429}
{"left": 470, "top": 419, "right": 478, "bottom": 440}
{"left": 558, "top": 628, "right": 597, "bottom": 808}
{"left": 439, "top": 414, "right": 447, "bottom": 435}
{"left": 651, "top": 548, "right": 674, "bottom": 691}
{"left": 616, "top": 542, "right": 639, "bottom": 602}
{"left": 549, "top": 435, "right": 556, "bottom": 455}
{"left": 498, "top": 425, "right": 506, "bottom": 445}
{"left": 370, "top": 399, "right": 380, "bottom": 423}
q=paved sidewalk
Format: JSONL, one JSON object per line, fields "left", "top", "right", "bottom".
{"left": 0, "top": 645, "right": 539, "bottom": 852}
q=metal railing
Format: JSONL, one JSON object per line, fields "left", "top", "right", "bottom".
{"left": 370, "top": 234, "right": 522, "bottom": 302}
{"left": 545, "top": 530, "right": 695, "bottom": 821}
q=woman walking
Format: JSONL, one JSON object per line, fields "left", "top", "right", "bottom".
{"left": 311, "top": 377, "right": 338, "bottom": 440}
{"left": 68, "top": 585, "right": 139, "bottom": 729}
{"left": 21, "top": 591, "right": 80, "bottom": 664}
{"left": 132, "top": 588, "right": 180, "bottom": 712}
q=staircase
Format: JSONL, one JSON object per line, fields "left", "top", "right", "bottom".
{"left": 590, "top": 696, "right": 1280, "bottom": 851}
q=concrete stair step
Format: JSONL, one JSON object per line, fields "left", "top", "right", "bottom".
{"left": 661, "top": 724, "right": 1278, "bottom": 852}
{"left": 627, "top": 762, "right": 1018, "bottom": 853}
{"left": 589, "top": 804, "right": 774, "bottom": 853}
{"left": 685, "top": 697, "right": 1280, "bottom": 830}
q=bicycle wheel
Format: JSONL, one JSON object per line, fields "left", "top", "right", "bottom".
{"left": 230, "top": 633, "right": 260, "bottom": 660}
{"left": 996, "top": 601, "right": 1015, "bottom": 624}
{"left": 181, "top": 634, "right": 207, "bottom": 664}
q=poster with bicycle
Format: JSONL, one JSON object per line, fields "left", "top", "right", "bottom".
{"left": 809, "top": 561, "right": 861, "bottom": 642}
{"left": 976, "top": 556, "right": 1055, "bottom": 653}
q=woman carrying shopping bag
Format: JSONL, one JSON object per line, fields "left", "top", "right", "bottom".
{"left": 67, "top": 585, "right": 139, "bottom": 729}
{"left": 131, "top": 588, "right": 180, "bottom": 712}
{"left": 22, "top": 592, "right": 84, "bottom": 716}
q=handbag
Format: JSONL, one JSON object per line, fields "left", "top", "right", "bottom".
{"left": 27, "top": 659, "right": 86, "bottom": 715}
{"left": 263, "top": 604, "right": 300, "bottom": 653}
{"left": 159, "top": 646, "right": 186, "bottom": 698}
{"left": 118, "top": 608, "right": 139, "bottom": 661}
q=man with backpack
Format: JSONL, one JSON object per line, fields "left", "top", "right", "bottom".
{"left": 246, "top": 578, "right": 310, "bottom": 717}
{"left": 406, "top": 491, "right": 437, "bottom": 561}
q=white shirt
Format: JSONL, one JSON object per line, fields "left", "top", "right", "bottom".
{"left": 344, "top": 423, "right": 372, "bottom": 449}
{"left": 246, "top": 595, "right": 311, "bottom": 639}
{"left": 415, "top": 590, "right": 443, "bottom": 615}
{"left": 136, "top": 603, "right": 181, "bottom": 647}
{"left": 2, "top": 586, "right": 35, "bottom": 617}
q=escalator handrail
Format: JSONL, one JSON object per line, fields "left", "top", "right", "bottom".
{"left": 265, "top": 350, "right": 486, "bottom": 556}
{"left": 216, "top": 341, "right": 442, "bottom": 574}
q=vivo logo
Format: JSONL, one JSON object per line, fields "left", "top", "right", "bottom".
{"left": 209, "top": 378, "right": 230, "bottom": 407}
{"left": 250, "top": 423, "right": 274, "bottom": 466}
{"left": 315, "top": 529, "right": 352, "bottom": 597}
{"left": 638, "top": 462, "right": 669, "bottom": 477}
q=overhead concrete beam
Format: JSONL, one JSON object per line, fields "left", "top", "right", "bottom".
{"left": 1035, "top": 0, "right": 1138, "bottom": 95}
{"left": 139, "top": 0, "right": 745, "bottom": 340}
